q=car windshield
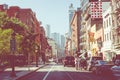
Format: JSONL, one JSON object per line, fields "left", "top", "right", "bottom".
{"left": 99, "top": 61, "right": 107, "bottom": 65}
{"left": 92, "top": 57, "right": 102, "bottom": 61}
{"left": 66, "top": 56, "right": 74, "bottom": 60}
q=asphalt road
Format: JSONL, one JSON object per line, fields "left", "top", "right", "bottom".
{"left": 18, "top": 62, "right": 116, "bottom": 80}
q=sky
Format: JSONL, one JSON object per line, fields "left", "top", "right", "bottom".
{"left": 0, "top": 0, "right": 80, "bottom": 35}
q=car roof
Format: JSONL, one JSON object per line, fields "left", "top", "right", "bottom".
{"left": 65, "top": 56, "right": 74, "bottom": 57}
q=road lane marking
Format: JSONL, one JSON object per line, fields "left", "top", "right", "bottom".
{"left": 66, "top": 72, "right": 74, "bottom": 80}
{"left": 42, "top": 64, "right": 55, "bottom": 80}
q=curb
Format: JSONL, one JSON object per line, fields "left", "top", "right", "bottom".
{"left": 15, "top": 64, "right": 48, "bottom": 80}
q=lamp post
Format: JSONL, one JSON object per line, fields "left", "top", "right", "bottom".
{"left": 10, "top": 32, "right": 16, "bottom": 77}
{"left": 35, "top": 46, "right": 38, "bottom": 67}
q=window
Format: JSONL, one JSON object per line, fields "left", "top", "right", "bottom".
{"left": 107, "top": 33, "right": 109, "bottom": 41}
{"left": 107, "top": 19, "right": 108, "bottom": 27}
{"left": 109, "top": 17, "right": 111, "bottom": 26}
{"left": 104, "top": 21, "right": 105, "bottom": 28}
{"left": 110, "top": 31, "right": 111, "bottom": 40}
{"left": 104, "top": 34, "right": 106, "bottom": 41}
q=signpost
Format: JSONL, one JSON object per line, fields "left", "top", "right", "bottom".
{"left": 10, "top": 39, "right": 16, "bottom": 51}
{"left": 10, "top": 32, "right": 16, "bottom": 77}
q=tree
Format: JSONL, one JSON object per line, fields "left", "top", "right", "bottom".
{"left": 0, "top": 28, "right": 11, "bottom": 53}
{"left": 0, "top": 28, "right": 23, "bottom": 65}
{"left": 20, "top": 32, "right": 39, "bottom": 62}
{"left": 0, "top": 12, "right": 9, "bottom": 26}
{"left": 0, "top": 12, "right": 39, "bottom": 65}
{"left": 0, "top": 12, "right": 25, "bottom": 64}
{"left": 1, "top": 17, "right": 27, "bottom": 35}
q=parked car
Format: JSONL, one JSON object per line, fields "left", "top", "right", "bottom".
{"left": 63, "top": 56, "right": 75, "bottom": 67}
{"left": 87, "top": 56, "right": 103, "bottom": 71}
{"left": 91, "top": 60, "right": 113, "bottom": 75}
{"left": 111, "top": 60, "right": 120, "bottom": 80}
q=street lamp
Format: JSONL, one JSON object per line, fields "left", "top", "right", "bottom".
{"left": 10, "top": 32, "right": 16, "bottom": 77}
{"left": 35, "top": 46, "right": 38, "bottom": 67}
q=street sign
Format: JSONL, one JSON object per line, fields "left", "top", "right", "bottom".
{"left": 10, "top": 39, "right": 16, "bottom": 51}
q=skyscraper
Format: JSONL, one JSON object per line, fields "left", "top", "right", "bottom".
{"left": 68, "top": 3, "right": 75, "bottom": 36}
{"left": 45, "top": 24, "right": 51, "bottom": 38}
{"left": 51, "top": 32, "right": 60, "bottom": 46}
{"left": 60, "top": 35, "right": 65, "bottom": 49}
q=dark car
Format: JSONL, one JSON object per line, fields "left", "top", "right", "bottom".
{"left": 91, "top": 60, "right": 113, "bottom": 75}
{"left": 111, "top": 60, "right": 120, "bottom": 80}
{"left": 63, "top": 56, "right": 75, "bottom": 67}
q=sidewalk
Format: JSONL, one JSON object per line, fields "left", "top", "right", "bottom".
{"left": 0, "top": 63, "right": 47, "bottom": 80}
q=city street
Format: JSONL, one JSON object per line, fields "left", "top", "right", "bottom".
{"left": 0, "top": 0, "right": 120, "bottom": 80}
{"left": 17, "top": 62, "right": 114, "bottom": 80}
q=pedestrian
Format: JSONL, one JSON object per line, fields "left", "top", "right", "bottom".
{"left": 75, "top": 55, "right": 80, "bottom": 70}
{"left": 79, "top": 57, "right": 83, "bottom": 70}
{"left": 83, "top": 59, "right": 87, "bottom": 70}
{"left": 80, "top": 58, "right": 84, "bottom": 70}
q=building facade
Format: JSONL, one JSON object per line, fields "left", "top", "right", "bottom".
{"left": 45, "top": 24, "right": 51, "bottom": 38}
{"left": 47, "top": 38, "right": 57, "bottom": 58}
{"left": 102, "top": 5, "right": 114, "bottom": 61}
{"left": 70, "top": 8, "right": 82, "bottom": 55}
{"left": 69, "top": 3, "right": 75, "bottom": 37}
{"left": 111, "top": 0, "right": 120, "bottom": 55}
{"left": 51, "top": 32, "right": 60, "bottom": 46}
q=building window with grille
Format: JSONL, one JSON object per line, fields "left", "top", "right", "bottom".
{"left": 104, "top": 34, "right": 106, "bottom": 41}
{"left": 109, "top": 17, "right": 111, "bottom": 26}
{"left": 110, "top": 31, "right": 112, "bottom": 40}
{"left": 107, "top": 33, "right": 109, "bottom": 41}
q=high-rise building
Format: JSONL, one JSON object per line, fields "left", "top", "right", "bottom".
{"left": 80, "top": 0, "right": 89, "bottom": 12}
{"left": 51, "top": 32, "right": 60, "bottom": 46}
{"left": 60, "top": 35, "right": 65, "bottom": 49}
{"left": 68, "top": 3, "right": 75, "bottom": 36}
{"left": 45, "top": 24, "right": 51, "bottom": 38}
{"left": 47, "top": 38, "right": 57, "bottom": 57}
{"left": 90, "top": 1, "right": 102, "bottom": 19}
{"left": 79, "top": 0, "right": 89, "bottom": 53}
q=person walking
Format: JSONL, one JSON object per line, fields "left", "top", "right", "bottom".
{"left": 75, "top": 56, "right": 80, "bottom": 70}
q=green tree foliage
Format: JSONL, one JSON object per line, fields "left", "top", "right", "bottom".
{"left": 20, "top": 33, "right": 38, "bottom": 58}
{"left": 0, "top": 29, "right": 23, "bottom": 54}
{"left": 2, "top": 17, "right": 28, "bottom": 35}
{"left": 0, "top": 12, "right": 9, "bottom": 26}
{"left": 0, "top": 12, "right": 24, "bottom": 55}
{"left": 15, "top": 33, "right": 24, "bottom": 54}
{"left": 0, "top": 12, "right": 28, "bottom": 35}
{"left": 0, "top": 12, "right": 38, "bottom": 64}
{"left": 0, "top": 28, "right": 12, "bottom": 55}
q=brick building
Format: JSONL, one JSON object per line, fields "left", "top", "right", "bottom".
{"left": 0, "top": 4, "right": 50, "bottom": 62}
